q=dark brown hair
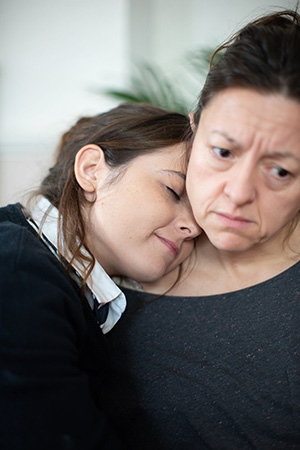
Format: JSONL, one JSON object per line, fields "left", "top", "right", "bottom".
{"left": 194, "top": 8, "right": 300, "bottom": 124}
{"left": 36, "top": 102, "right": 192, "bottom": 284}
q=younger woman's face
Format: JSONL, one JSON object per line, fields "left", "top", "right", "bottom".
{"left": 86, "top": 144, "right": 201, "bottom": 282}
{"left": 187, "top": 88, "right": 300, "bottom": 253}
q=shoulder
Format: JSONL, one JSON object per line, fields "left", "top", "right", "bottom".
{"left": 0, "top": 202, "right": 30, "bottom": 229}
{"left": 0, "top": 203, "right": 65, "bottom": 286}
{"left": 0, "top": 209, "right": 122, "bottom": 450}
{"left": 0, "top": 203, "right": 86, "bottom": 348}
{"left": 0, "top": 203, "right": 42, "bottom": 263}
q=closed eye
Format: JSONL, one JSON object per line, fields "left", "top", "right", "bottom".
{"left": 167, "top": 186, "right": 180, "bottom": 200}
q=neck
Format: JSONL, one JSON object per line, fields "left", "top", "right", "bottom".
{"left": 144, "top": 222, "right": 300, "bottom": 297}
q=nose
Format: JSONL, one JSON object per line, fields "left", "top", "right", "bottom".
{"left": 223, "top": 162, "right": 256, "bottom": 206}
{"left": 175, "top": 205, "right": 202, "bottom": 239}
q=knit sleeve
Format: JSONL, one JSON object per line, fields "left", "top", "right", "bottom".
{"left": 0, "top": 222, "right": 123, "bottom": 450}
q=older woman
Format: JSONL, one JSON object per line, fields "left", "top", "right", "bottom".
{"left": 104, "top": 9, "right": 300, "bottom": 449}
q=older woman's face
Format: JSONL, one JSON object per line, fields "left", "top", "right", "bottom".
{"left": 187, "top": 87, "right": 300, "bottom": 253}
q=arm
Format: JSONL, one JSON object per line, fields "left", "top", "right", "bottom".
{"left": 0, "top": 224, "right": 123, "bottom": 449}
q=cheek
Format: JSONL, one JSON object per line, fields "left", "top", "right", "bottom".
{"left": 179, "top": 240, "right": 195, "bottom": 261}
{"left": 165, "top": 240, "right": 195, "bottom": 274}
{"left": 187, "top": 145, "right": 211, "bottom": 194}
{"left": 187, "top": 162, "right": 212, "bottom": 215}
{"left": 259, "top": 192, "right": 300, "bottom": 232}
{"left": 186, "top": 161, "right": 201, "bottom": 199}
{"left": 278, "top": 196, "right": 300, "bottom": 223}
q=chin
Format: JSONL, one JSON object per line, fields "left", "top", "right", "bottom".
{"left": 138, "top": 266, "right": 169, "bottom": 284}
{"left": 209, "top": 233, "right": 253, "bottom": 253}
{"left": 140, "top": 273, "right": 165, "bottom": 284}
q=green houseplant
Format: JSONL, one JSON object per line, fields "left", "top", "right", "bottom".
{"left": 101, "top": 47, "right": 223, "bottom": 114}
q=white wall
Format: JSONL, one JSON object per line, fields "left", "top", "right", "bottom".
{"left": 129, "top": 0, "right": 296, "bottom": 68}
{"left": 0, "top": 0, "right": 296, "bottom": 205}
{"left": 128, "top": 0, "right": 296, "bottom": 109}
{"left": 0, "top": 0, "right": 130, "bottom": 205}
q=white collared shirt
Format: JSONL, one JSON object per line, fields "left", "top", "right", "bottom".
{"left": 28, "top": 197, "right": 126, "bottom": 334}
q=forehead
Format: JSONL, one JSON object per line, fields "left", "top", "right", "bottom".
{"left": 198, "top": 88, "right": 300, "bottom": 153}
{"left": 132, "top": 143, "right": 188, "bottom": 171}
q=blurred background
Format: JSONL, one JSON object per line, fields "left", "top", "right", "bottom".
{"left": 0, "top": 0, "right": 295, "bottom": 206}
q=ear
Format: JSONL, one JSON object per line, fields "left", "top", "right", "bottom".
{"left": 189, "top": 112, "right": 196, "bottom": 131}
{"left": 74, "top": 144, "right": 106, "bottom": 201}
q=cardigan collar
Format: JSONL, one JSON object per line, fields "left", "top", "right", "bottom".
{"left": 29, "top": 197, "right": 126, "bottom": 333}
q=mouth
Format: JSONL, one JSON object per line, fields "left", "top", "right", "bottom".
{"left": 156, "top": 235, "right": 179, "bottom": 256}
{"left": 214, "top": 212, "right": 253, "bottom": 229}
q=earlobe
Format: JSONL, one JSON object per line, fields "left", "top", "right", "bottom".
{"left": 74, "top": 144, "right": 105, "bottom": 200}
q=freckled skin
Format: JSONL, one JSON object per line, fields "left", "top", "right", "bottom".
{"left": 85, "top": 145, "right": 200, "bottom": 282}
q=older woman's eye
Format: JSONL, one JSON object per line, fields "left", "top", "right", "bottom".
{"left": 271, "top": 166, "right": 290, "bottom": 178}
{"left": 265, "top": 165, "right": 292, "bottom": 189}
{"left": 212, "top": 147, "right": 232, "bottom": 158}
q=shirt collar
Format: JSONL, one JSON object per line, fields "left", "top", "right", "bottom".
{"left": 29, "top": 197, "right": 126, "bottom": 333}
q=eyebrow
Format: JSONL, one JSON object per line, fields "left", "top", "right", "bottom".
{"left": 211, "top": 130, "right": 239, "bottom": 146}
{"left": 162, "top": 170, "right": 186, "bottom": 181}
{"left": 212, "top": 130, "right": 300, "bottom": 161}
{"left": 266, "top": 151, "right": 300, "bottom": 161}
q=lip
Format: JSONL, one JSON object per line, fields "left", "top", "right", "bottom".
{"left": 156, "top": 235, "right": 179, "bottom": 256}
{"left": 214, "top": 212, "right": 253, "bottom": 229}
